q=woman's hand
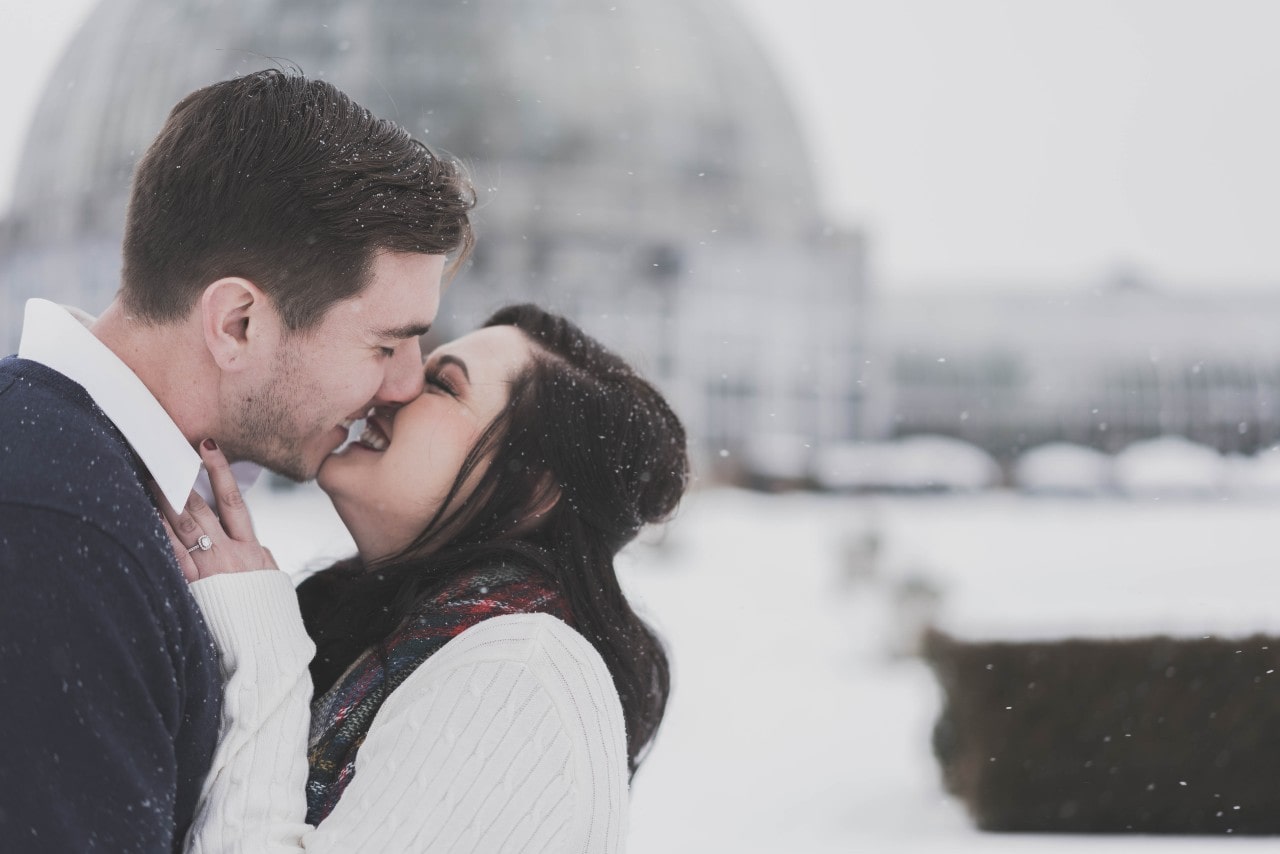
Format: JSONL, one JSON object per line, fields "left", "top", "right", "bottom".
{"left": 160, "top": 439, "right": 278, "bottom": 582}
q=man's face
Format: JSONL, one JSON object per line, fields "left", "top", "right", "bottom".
{"left": 225, "top": 251, "right": 446, "bottom": 481}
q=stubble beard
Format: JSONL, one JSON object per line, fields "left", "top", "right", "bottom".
{"left": 229, "top": 346, "right": 323, "bottom": 482}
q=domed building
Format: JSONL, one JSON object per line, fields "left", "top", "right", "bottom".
{"left": 0, "top": 0, "right": 867, "bottom": 472}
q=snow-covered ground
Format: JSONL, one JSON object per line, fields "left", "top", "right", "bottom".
{"left": 248, "top": 484, "right": 1280, "bottom": 852}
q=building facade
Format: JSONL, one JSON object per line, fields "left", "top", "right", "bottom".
{"left": 871, "top": 282, "right": 1280, "bottom": 460}
{"left": 0, "top": 0, "right": 868, "bottom": 474}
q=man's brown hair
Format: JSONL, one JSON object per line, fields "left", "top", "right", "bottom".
{"left": 121, "top": 69, "right": 475, "bottom": 330}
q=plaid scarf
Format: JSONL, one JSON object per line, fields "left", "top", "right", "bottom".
{"left": 304, "top": 564, "right": 572, "bottom": 824}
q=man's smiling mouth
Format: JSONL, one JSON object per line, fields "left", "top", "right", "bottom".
{"left": 338, "top": 408, "right": 391, "bottom": 452}
{"left": 355, "top": 419, "right": 389, "bottom": 451}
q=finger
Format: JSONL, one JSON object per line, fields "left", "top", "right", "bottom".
{"left": 155, "top": 483, "right": 200, "bottom": 542}
{"left": 198, "top": 439, "right": 255, "bottom": 541}
{"left": 181, "top": 489, "right": 228, "bottom": 547}
{"left": 161, "top": 516, "right": 200, "bottom": 583}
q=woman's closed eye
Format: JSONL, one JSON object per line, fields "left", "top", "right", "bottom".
{"left": 422, "top": 354, "right": 470, "bottom": 398}
{"left": 425, "top": 370, "right": 459, "bottom": 397}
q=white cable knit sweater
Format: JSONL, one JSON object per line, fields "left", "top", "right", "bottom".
{"left": 184, "top": 571, "right": 630, "bottom": 853}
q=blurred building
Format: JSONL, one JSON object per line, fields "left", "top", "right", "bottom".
{"left": 0, "top": 0, "right": 868, "bottom": 472}
{"left": 868, "top": 276, "right": 1280, "bottom": 460}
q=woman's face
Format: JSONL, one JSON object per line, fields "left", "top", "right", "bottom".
{"left": 317, "top": 324, "right": 535, "bottom": 562}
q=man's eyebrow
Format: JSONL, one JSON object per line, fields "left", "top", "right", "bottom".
{"left": 375, "top": 322, "right": 432, "bottom": 340}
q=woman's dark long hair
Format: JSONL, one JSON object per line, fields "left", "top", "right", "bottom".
{"left": 297, "top": 304, "right": 689, "bottom": 776}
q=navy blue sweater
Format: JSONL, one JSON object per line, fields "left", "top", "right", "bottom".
{"left": 0, "top": 358, "right": 221, "bottom": 853}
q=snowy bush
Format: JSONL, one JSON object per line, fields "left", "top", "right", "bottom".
{"left": 742, "top": 432, "right": 812, "bottom": 483}
{"left": 813, "top": 435, "right": 999, "bottom": 492}
{"left": 1223, "top": 445, "right": 1280, "bottom": 497}
{"left": 1113, "top": 436, "right": 1225, "bottom": 497}
{"left": 1014, "top": 442, "right": 1113, "bottom": 495}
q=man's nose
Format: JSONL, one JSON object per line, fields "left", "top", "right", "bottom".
{"left": 377, "top": 342, "right": 425, "bottom": 404}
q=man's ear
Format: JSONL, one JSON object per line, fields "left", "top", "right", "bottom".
{"left": 200, "top": 277, "right": 273, "bottom": 371}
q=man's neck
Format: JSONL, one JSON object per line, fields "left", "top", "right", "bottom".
{"left": 91, "top": 300, "right": 215, "bottom": 445}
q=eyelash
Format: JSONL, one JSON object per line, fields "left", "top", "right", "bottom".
{"left": 425, "top": 371, "right": 458, "bottom": 397}
{"left": 378, "top": 346, "right": 396, "bottom": 358}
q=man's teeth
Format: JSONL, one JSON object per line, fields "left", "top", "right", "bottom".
{"left": 359, "top": 424, "right": 388, "bottom": 451}
{"left": 340, "top": 409, "right": 376, "bottom": 431}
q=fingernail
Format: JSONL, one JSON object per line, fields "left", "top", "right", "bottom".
{"left": 203, "top": 438, "right": 218, "bottom": 451}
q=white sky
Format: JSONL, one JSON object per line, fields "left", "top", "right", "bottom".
{"left": 1, "top": 0, "right": 1278, "bottom": 290}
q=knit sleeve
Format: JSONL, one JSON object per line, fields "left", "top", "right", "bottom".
{"left": 184, "top": 591, "right": 629, "bottom": 854}
{"left": 183, "top": 570, "right": 316, "bottom": 852}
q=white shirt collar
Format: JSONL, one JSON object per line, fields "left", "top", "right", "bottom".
{"left": 17, "top": 298, "right": 202, "bottom": 511}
